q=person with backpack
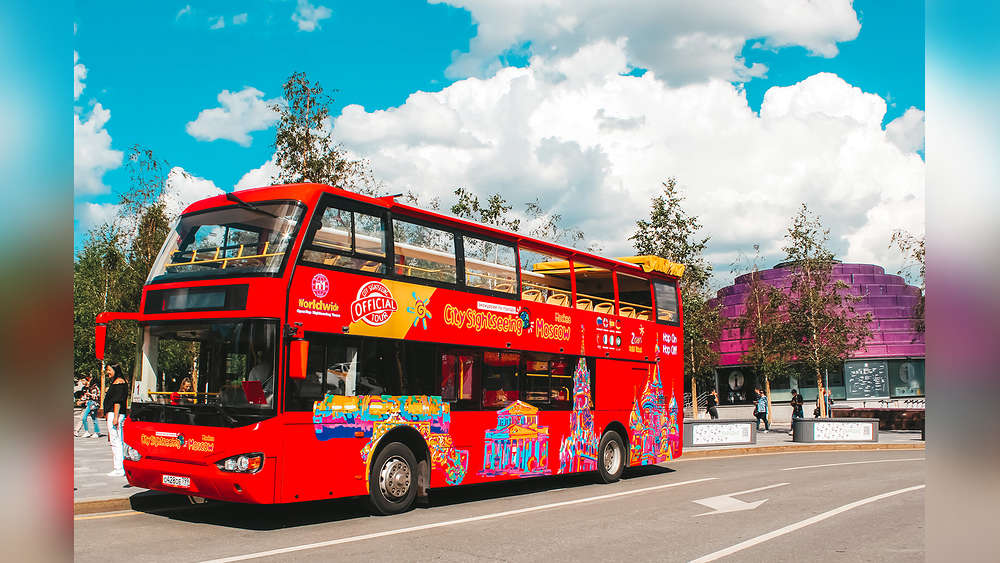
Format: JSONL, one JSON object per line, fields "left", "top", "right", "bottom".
{"left": 753, "top": 387, "right": 770, "bottom": 432}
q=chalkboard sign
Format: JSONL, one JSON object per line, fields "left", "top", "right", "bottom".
{"left": 844, "top": 360, "right": 889, "bottom": 399}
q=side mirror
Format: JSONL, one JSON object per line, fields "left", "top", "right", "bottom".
{"left": 95, "top": 324, "right": 107, "bottom": 360}
{"left": 288, "top": 338, "right": 308, "bottom": 379}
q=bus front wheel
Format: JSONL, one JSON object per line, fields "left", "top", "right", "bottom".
{"left": 368, "top": 442, "right": 418, "bottom": 515}
{"left": 597, "top": 431, "right": 625, "bottom": 483}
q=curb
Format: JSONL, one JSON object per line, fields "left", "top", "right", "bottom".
{"left": 74, "top": 442, "right": 925, "bottom": 515}
{"left": 678, "top": 442, "right": 925, "bottom": 460}
{"left": 74, "top": 491, "right": 191, "bottom": 516}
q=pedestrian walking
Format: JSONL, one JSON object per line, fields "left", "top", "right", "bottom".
{"left": 753, "top": 387, "right": 770, "bottom": 431}
{"left": 790, "top": 389, "right": 804, "bottom": 420}
{"left": 103, "top": 363, "right": 129, "bottom": 477}
{"left": 74, "top": 380, "right": 101, "bottom": 437}
{"left": 707, "top": 388, "right": 719, "bottom": 419}
{"left": 824, "top": 388, "right": 834, "bottom": 417}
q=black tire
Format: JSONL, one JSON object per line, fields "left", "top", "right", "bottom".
{"left": 597, "top": 431, "right": 625, "bottom": 483}
{"left": 367, "top": 442, "right": 418, "bottom": 515}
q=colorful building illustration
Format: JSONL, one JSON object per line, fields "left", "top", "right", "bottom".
{"left": 628, "top": 365, "right": 680, "bottom": 465}
{"left": 313, "top": 394, "right": 469, "bottom": 485}
{"left": 558, "top": 357, "right": 599, "bottom": 473}
{"left": 480, "top": 401, "right": 551, "bottom": 477}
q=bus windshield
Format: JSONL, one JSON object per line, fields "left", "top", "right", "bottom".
{"left": 130, "top": 320, "right": 278, "bottom": 427}
{"left": 147, "top": 201, "right": 304, "bottom": 284}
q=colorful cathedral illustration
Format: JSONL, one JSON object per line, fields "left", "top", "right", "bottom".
{"left": 480, "top": 401, "right": 551, "bottom": 477}
{"left": 558, "top": 355, "right": 599, "bottom": 473}
{"left": 628, "top": 365, "right": 681, "bottom": 465}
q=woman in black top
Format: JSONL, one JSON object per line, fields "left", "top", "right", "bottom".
{"left": 103, "top": 363, "right": 129, "bottom": 477}
{"left": 707, "top": 388, "right": 719, "bottom": 419}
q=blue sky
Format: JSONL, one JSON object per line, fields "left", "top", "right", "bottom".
{"left": 74, "top": 0, "right": 925, "bottom": 279}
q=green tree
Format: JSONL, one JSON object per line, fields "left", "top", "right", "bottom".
{"left": 629, "top": 177, "right": 711, "bottom": 294}
{"left": 782, "top": 204, "right": 872, "bottom": 417}
{"left": 889, "top": 229, "right": 925, "bottom": 332}
{"left": 735, "top": 244, "right": 792, "bottom": 423}
{"left": 450, "top": 187, "right": 521, "bottom": 233}
{"left": 631, "top": 177, "right": 719, "bottom": 416}
{"left": 271, "top": 71, "right": 380, "bottom": 194}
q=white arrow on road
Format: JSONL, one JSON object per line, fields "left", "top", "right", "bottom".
{"left": 692, "top": 482, "right": 789, "bottom": 516}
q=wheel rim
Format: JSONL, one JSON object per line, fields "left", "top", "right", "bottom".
{"left": 378, "top": 455, "right": 411, "bottom": 500}
{"left": 603, "top": 440, "right": 621, "bottom": 474}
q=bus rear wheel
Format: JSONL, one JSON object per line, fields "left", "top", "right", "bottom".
{"left": 597, "top": 431, "right": 625, "bottom": 483}
{"left": 368, "top": 441, "right": 418, "bottom": 515}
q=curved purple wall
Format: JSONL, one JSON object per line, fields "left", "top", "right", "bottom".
{"left": 710, "top": 263, "right": 924, "bottom": 367}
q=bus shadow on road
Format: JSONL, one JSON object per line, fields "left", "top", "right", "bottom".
{"left": 130, "top": 466, "right": 676, "bottom": 530}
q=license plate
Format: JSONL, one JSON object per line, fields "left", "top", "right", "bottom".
{"left": 162, "top": 474, "right": 191, "bottom": 488}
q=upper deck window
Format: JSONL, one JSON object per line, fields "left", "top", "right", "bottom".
{"left": 300, "top": 201, "right": 387, "bottom": 273}
{"left": 147, "top": 201, "right": 305, "bottom": 284}
{"left": 462, "top": 235, "right": 517, "bottom": 295}
{"left": 392, "top": 218, "right": 458, "bottom": 284}
{"left": 616, "top": 272, "right": 653, "bottom": 320}
{"left": 653, "top": 280, "right": 680, "bottom": 324}
{"left": 519, "top": 247, "right": 572, "bottom": 308}
{"left": 572, "top": 259, "right": 615, "bottom": 313}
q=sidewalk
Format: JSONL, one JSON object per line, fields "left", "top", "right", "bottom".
{"left": 73, "top": 408, "right": 143, "bottom": 504}
{"left": 73, "top": 412, "right": 924, "bottom": 513}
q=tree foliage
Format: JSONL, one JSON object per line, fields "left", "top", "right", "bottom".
{"left": 782, "top": 204, "right": 872, "bottom": 416}
{"left": 736, "top": 244, "right": 793, "bottom": 386}
{"left": 889, "top": 229, "right": 925, "bottom": 332}
{"left": 271, "top": 71, "right": 380, "bottom": 194}
{"left": 629, "top": 178, "right": 711, "bottom": 294}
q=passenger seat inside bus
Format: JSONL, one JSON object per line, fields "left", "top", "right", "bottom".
{"left": 594, "top": 302, "right": 614, "bottom": 314}
{"left": 575, "top": 298, "right": 593, "bottom": 311}
{"left": 546, "top": 293, "right": 570, "bottom": 307}
{"left": 521, "top": 289, "right": 542, "bottom": 302}
{"left": 619, "top": 306, "right": 636, "bottom": 318}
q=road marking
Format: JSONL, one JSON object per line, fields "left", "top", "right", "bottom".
{"left": 199, "top": 477, "right": 718, "bottom": 563}
{"left": 782, "top": 458, "right": 925, "bottom": 471}
{"left": 692, "top": 483, "right": 789, "bottom": 516}
{"left": 688, "top": 484, "right": 925, "bottom": 563}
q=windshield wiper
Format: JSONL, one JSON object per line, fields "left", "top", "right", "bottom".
{"left": 225, "top": 191, "right": 280, "bottom": 219}
{"left": 205, "top": 400, "right": 240, "bottom": 426}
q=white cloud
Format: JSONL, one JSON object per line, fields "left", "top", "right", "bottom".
{"left": 185, "top": 87, "right": 283, "bottom": 147}
{"left": 176, "top": 5, "right": 191, "bottom": 20}
{"left": 885, "top": 107, "right": 925, "bottom": 154}
{"left": 210, "top": 16, "right": 225, "bottom": 30}
{"left": 233, "top": 13, "right": 248, "bottom": 25}
{"left": 160, "top": 167, "right": 225, "bottom": 218}
{"left": 74, "top": 103, "right": 123, "bottom": 195}
{"left": 330, "top": 41, "right": 924, "bottom": 278}
{"left": 74, "top": 51, "right": 87, "bottom": 100}
{"left": 292, "top": 0, "right": 332, "bottom": 32}
{"left": 431, "top": 0, "right": 859, "bottom": 84}
{"left": 236, "top": 155, "right": 283, "bottom": 190}
{"left": 76, "top": 202, "right": 120, "bottom": 233}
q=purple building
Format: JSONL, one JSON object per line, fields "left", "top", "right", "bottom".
{"left": 706, "top": 262, "right": 925, "bottom": 405}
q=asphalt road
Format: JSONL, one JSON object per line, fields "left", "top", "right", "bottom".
{"left": 74, "top": 450, "right": 924, "bottom": 562}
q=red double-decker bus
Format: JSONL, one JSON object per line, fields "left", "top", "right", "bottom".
{"left": 95, "top": 183, "right": 686, "bottom": 514}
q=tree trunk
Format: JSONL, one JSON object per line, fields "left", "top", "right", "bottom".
{"left": 765, "top": 377, "right": 773, "bottom": 425}
{"left": 816, "top": 366, "right": 826, "bottom": 417}
{"left": 691, "top": 376, "right": 699, "bottom": 419}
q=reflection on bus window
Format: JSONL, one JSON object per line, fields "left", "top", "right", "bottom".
{"left": 392, "top": 219, "right": 457, "bottom": 283}
{"left": 285, "top": 336, "right": 359, "bottom": 411}
{"left": 463, "top": 235, "right": 516, "bottom": 294}
{"left": 482, "top": 351, "right": 520, "bottom": 409}
{"left": 301, "top": 202, "right": 386, "bottom": 273}
{"left": 440, "top": 350, "right": 478, "bottom": 403}
{"left": 573, "top": 260, "right": 615, "bottom": 313}
{"left": 654, "top": 280, "right": 679, "bottom": 324}
{"left": 518, "top": 247, "right": 572, "bottom": 307}
{"left": 617, "top": 272, "right": 653, "bottom": 320}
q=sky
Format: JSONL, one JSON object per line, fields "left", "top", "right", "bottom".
{"left": 74, "top": 0, "right": 925, "bottom": 287}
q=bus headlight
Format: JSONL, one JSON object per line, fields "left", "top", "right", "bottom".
{"left": 123, "top": 443, "right": 142, "bottom": 462}
{"left": 216, "top": 453, "right": 264, "bottom": 474}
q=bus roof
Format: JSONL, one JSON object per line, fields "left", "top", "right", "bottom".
{"left": 181, "top": 183, "right": 684, "bottom": 280}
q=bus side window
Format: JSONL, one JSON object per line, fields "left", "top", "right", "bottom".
{"left": 519, "top": 246, "right": 572, "bottom": 307}
{"left": 439, "top": 350, "right": 476, "bottom": 402}
{"left": 482, "top": 351, "right": 520, "bottom": 409}
{"left": 653, "top": 280, "right": 680, "bottom": 324}
{"left": 285, "top": 336, "right": 359, "bottom": 412}
{"left": 300, "top": 202, "right": 387, "bottom": 273}
{"left": 522, "top": 352, "right": 552, "bottom": 408}
{"left": 617, "top": 272, "right": 653, "bottom": 320}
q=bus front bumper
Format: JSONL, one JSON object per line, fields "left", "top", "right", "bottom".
{"left": 124, "top": 456, "right": 277, "bottom": 504}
